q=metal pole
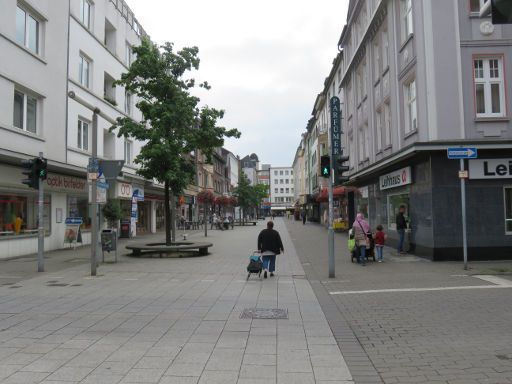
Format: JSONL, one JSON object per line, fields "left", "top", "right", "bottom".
{"left": 37, "top": 151, "right": 44, "bottom": 272}
{"left": 460, "top": 158, "right": 468, "bottom": 270}
{"left": 328, "top": 161, "right": 335, "bottom": 278}
{"left": 204, "top": 203, "right": 208, "bottom": 237}
{"left": 91, "top": 111, "right": 99, "bottom": 276}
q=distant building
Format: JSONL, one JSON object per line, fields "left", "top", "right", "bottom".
{"left": 269, "top": 166, "right": 295, "bottom": 213}
{"left": 241, "top": 153, "right": 259, "bottom": 185}
{"left": 257, "top": 164, "right": 271, "bottom": 216}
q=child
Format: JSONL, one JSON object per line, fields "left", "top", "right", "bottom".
{"left": 348, "top": 228, "right": 358, "bottom": 262}
{"left": 374, "top": 224, "right": 387, "bottom": 262}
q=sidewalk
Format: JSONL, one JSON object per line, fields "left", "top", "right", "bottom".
{"left": 0, "top": 218, "right": 354, "bottom": 384}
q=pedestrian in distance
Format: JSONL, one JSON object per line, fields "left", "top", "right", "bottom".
{"left": 211, "top": 213, "right": 218, "bottom": 230}
{"left": 353, "top": 213, "right": 371, "bottom": 266}
{"left": 257, "top": 221, "right": 284, "bottom": 278}
{"left": 301, "top": 210, "right": 306, "bottom": 225}
{"left": 374, "top": 224, "right": 387, "bottom": 262}
{"left": 396, "top": 205, "right": 407, "bottom": 254}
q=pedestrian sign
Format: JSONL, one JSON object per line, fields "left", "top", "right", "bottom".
{"left": 447, "top": 147, "right": 478, "bottom": 159}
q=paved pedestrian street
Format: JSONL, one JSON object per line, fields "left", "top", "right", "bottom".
{"left": 0, "top": 220, "right": 353, "bottom": 384}
{"left": 286, "top": 219, "right": 512, "bottom": 384}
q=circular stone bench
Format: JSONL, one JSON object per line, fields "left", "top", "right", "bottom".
{"left": 126, "top": 242, "right": 213, "bottom": 257}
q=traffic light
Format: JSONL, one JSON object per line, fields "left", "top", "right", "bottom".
{"left": 334, "top": 155, "right": 350, "bottom": 185}
{"left": 35, "top": 157, "right": 48, "bottom": 180}
{"left": 21, "top": 158, "right": 39, "bottom": 189}
{"left": 21, "top": 157, "right": 47, "bottom": 189}
{"left": 492, "top": 0, "right": 512, "bottom": 24}
{"left": 320, "top": 155, "right": 330, "bottom": 178}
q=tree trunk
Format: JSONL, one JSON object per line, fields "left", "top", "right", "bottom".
{"left": 164, "top": 181, "right": 171, "bottom": 245}
{"left": 170, "top": 193, "right": 176, "bottom": 243}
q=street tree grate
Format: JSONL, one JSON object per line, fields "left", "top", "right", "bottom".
{"left": 240, "top": 308, "right": 288, "bottom": 320}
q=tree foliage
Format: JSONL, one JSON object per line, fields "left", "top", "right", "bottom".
{"left": 110, "top": 38, "right": 240, "bottom": 243}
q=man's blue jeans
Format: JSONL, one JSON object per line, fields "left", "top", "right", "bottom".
{"left": 262, "top": 255, "right": 276, "bottom": 272}
{"left": 358, "top": 245, "right": 366, "bottom": 265}
{"left": 397, "top": 229, "right": 405, "bottom": 252}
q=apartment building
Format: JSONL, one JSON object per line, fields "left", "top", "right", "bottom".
{"left": 339, "top": 0, "right": 512, "bottom": 260}
{"left": 269, "top": 166, "right": 294, "bottom": 213}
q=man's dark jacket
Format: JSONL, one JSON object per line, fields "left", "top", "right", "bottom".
{"left": 258, "top": 229, "right": 284, "bottom": 255}
{"left": 396, "top": 213, "right": 407, "bottom": 230}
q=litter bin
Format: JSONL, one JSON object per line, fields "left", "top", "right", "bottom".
{"left": 101, "top": 229, "right": 117, "bottom": 262}
{"left": 119, "top": 219, "right": 131, "bottom": 238}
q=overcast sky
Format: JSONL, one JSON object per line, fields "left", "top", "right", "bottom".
{"left": 127, "top": 0, "right": 349, "bottom": 167}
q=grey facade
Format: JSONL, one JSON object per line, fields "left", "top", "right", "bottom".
{"left": 340, "top": 0, "right": 512, "bottom": 260}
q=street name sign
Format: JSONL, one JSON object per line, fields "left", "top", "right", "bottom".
{"left": 447, "top": 147, "right": 478, "bottom": 159}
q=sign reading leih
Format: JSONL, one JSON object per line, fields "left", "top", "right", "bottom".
{"left": 379, "top": 166, "right": 412, "bottom": 190}
{"left": 469, "top": 158, "right": 512, "bottom": 179}
{"left": 330, "top": 96, "right": 341, "bottom": 157}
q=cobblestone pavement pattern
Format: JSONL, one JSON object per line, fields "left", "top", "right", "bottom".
{"left": 0, "top": 219, "right": 353, "bottom": 384}
{"left": 285, "top": 219, "right": 512, "bottom": 384}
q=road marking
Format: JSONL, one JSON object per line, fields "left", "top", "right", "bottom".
{"left": 124, "top": 278, "right": 138, "bottom": 281}
{"left": 200, "top": 279, "right": 215, "bottom": 282}
{"left": 329, "top": 285, "right": 512, "bottom": 295}
{"left": 473, "top": 275, "right": 512, "bottom": 285}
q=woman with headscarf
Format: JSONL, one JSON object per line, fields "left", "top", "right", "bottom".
{"left": 352, "top": 213, "right": 370, "bottom": 266}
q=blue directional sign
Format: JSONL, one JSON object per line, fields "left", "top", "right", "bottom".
{"left": 65, "top": 217, "right": 83, "bottom": 225}
{"left": 447, "top": 147, "right": 478, "bottom": 159}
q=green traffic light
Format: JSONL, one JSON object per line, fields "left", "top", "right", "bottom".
{"left": 322, "top": 167, "right": 329, "bottom": 176}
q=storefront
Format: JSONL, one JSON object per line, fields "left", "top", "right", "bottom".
{"left": 348, "top": 150, "right": 512, "bottom": 261}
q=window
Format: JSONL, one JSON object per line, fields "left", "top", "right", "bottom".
{"left": 286, "top": 188, "right": 289, "bottom": 194}
{"left": 104, "top": 72, "right": 116, "bottom": 104}
{"left": 77, "top": 119, "right": 89, "bottom": 151}
{"left": 505, "top": 187, "right": 512, "bottom": 233}
{"left": 125, "top": 42, "right": 133, "bottom": 66}
{"left": 13, "top": 90, "right": 37, "bottom": 133}
{"left": 280, "top": 179, "right": 284, "bottom": 184}
{"left": 382, "top": 28, "right": 389, "bottom": 70}
{"left": 474, "top": 57, "right": 506, "bottom": 117}
{"left": 291, "top": 170, "right": 293, "bottom": 175}
{"left": 280, "top": 170, "right": 283, "bottom": 175}
{"left": 405, "top": 80, "right": 417, "bottom": 133}
{"left": 0, "top": 193, "right": 50, "bottom": 235}
{"left": 470, "top": 0, "right": 489, "bottom": 13}
{"left": 79, "top": 55, "right": 90, "bottom": 88}
{"left": 274, "top": 179, "right": 278, "bottom": 185}
{"left": 274, "top": 188, "right": 278, "bottom": 194}
{"left": 280, "top": 188, "right": 284, "bottom": 193}
{"left": 376, "top": 109, "right": 383, "bottom": 151}
{"left": 358, "top": 128, "right": 364, "bottom": 162}
{"left": 68, "top": 196, "right": 91, "bottom": 229}
{"left": 124, "top": 91, "right": 132, "bottom": 115}
{"left": 384, "top": 101, "right": 391, "bottom": 147}
{"left": 285, "top": 179, "right": 289, "bottom": 184}
{"left": 402, "top": 0, "right": 413, "bottom": 39}
{"left": 16, "top": 6, "right": 40, "bottom": 54}
{"left": 373, "top": 39, "right": 380, "bottom": 80}
{"left": 363, "top": 123, "right": 370, "bottom": 160}
{"left": 80, "top": 0, "right": 91, "bottom": 29}
{"left": 285, "top": 170, "right": 289, "bottom": 175}
{"left": 124, "top": 140, "right": 133, "bottom": 165}
{"left": 104, "top": 18, "right": 116, "bottom": 53}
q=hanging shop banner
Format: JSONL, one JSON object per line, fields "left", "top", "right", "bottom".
{"left": 468, "top": 158, "right": 512, "bottom": 179}
{"left": 379, "top": 167, "right": 412, "bottom": 190}
{"left": 133, "top": 186, "right": 144, "bottom": 201}
{"left": 115, "top": 182, "right": 133, "bottom": 199}
{"left": 330, "top": 96, "right": 342, "bottom": 157}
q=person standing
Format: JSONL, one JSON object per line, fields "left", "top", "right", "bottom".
{"left": 257, "top": 221, "right": 284, "bottom": 278}
{"left": 352, "top": 213, "right": 370, "bottom": 266}
{"left": 374, "top": 224, "right": 387, "bottom": 262}
{"left": 301, "top": 210, "right": 306, "bottom": 225}
{"left": 396, "top": 206, "right": 407, "bottom": 254}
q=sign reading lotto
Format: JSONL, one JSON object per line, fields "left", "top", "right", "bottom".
{"left": 116, "top": 182, "right": 133, "bottom": 199}
{"left": 330, "top": 96, "right": 342, "bottom": 157}
{"left": 468, "top": 158, "right": 512, "bottom": 179}
{"left": 379, "top": 167, "right": 412, "bottom": 190}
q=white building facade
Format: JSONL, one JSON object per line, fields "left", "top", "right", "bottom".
{"left": 0, "top": 0, "right": 159, "bottom": 258}
{"left": 269, "top": 167, "right": 294, "bottom": 212}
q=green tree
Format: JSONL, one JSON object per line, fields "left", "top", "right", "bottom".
{"left": 252, "top": 183, "right": 269, "bottom": 218}
{"left": 111, "top": 39, "right": 240, "bottom": 244}
{"left": 232, "top": 172, "right": 252, "bottom": 224}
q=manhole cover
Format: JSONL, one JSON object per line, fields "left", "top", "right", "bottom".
{"left": 240, "top": 308, "right": 288, "bottom": 319}
{"left": 46, "top": 283, "right": 69, "bottom": 287}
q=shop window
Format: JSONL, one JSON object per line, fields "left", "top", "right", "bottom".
{"left": 68, "top": 196, "right": 91, "bottom": 229}
{"left": 387, "top": 193, "right": 409, "bottom": 230}
{"left": 505, "top": 187, "right": 512, "bottom": 234}
{"left": 0, "top": 193, "right": 50, "bottom": 235}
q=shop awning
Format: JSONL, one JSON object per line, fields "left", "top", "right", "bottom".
{"left": 316, "top": 186, "right": 347, "bottom": 202}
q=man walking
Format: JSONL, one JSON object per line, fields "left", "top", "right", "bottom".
{"left": 301, "top": 209, "right": 306, "bottom": 225}
{"left": 396, "top": 205, "right": 407, "bottom": 254}
{"left": 257, "top": 221, "right": 284, "bottom": 278}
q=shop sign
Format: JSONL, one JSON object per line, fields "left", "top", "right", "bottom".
{"left": 379, "top": 167, "right": 412, "bottom": 190}
{"left": 115, "top": 182, "right": 133, "bottom": 199}
{"left": 359, "top": 186, "right": 369, "bottom": 199}
{"left": 330, "top": 96, "right": 342, "bottom": 157}
{"left": 468, "top": 159, "right": 512, "bottom": 179}
{"left": 45, "top": 174, "right": 87, "bottom": 193}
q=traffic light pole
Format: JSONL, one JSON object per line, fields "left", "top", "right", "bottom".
{"left": 91, "top": 111, "right": 99, "bottom": 276}
{"left": 37, "top": 152, "right": 44, "bottom": 272}
{"left": 328, "top": 160, "right": 335, "bottom": 278}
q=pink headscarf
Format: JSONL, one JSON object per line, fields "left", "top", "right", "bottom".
{"left": 353, "top": 213, "right": 370, "bottom": 233}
